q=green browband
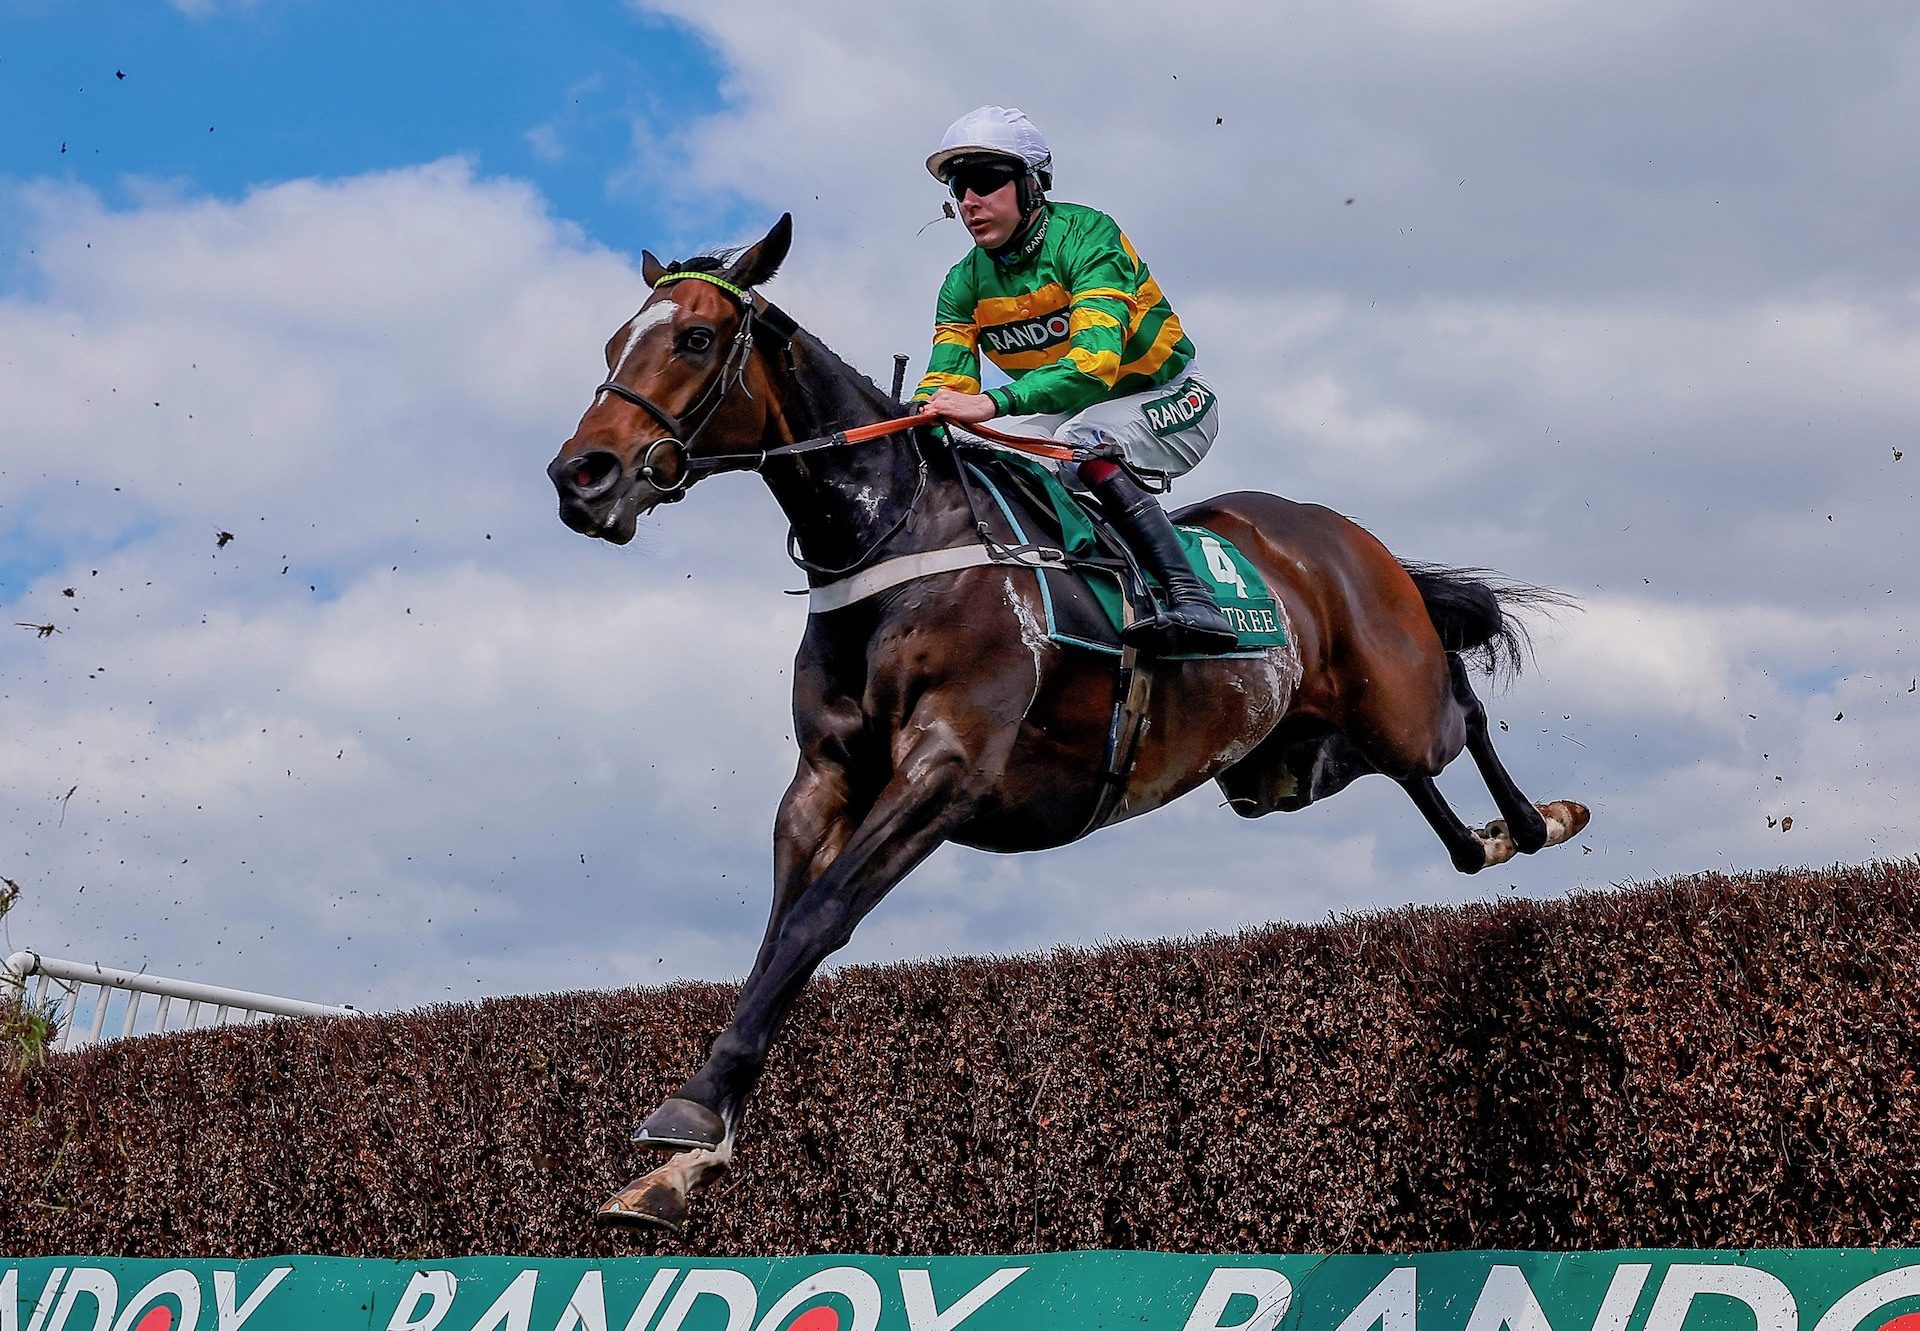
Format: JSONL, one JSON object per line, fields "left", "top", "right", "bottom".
{"left": 652, "top": 268, "right": 799, "bottom": 346}
{"left": 655, "top": 270, "right": 749, "bottom": 300}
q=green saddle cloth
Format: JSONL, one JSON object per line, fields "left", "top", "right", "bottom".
{"left": 973, "top": 453, "right": 1289, "bottom": 657}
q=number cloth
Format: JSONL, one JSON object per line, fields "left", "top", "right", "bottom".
{"left": 971, "top": 454, "right": 1289, "bottom": 657}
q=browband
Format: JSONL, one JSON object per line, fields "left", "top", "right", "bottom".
{"left": 653, "top": 270, "right": 799, "bottom": 346}
{"left": 652, "top": 270, "right": 749, "bottom": 300}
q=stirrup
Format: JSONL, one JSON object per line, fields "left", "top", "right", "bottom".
{"left": 1123, "top": 604, "right": 1240, "bottom": 655}
{"left": 1173, "top": 611, "right": 1242, "bottom": 655}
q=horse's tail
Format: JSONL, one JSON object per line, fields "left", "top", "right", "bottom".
{"left": 1398, "top": 562, "right": 1573, "bottom": 684}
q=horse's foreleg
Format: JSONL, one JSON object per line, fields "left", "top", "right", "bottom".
{"left": 598, "top": 758, "right": 855, "bottom": 1233}
{"left": 753, "top": 756, "right": 856, "bottom": 985}
{"left": 653, "top": 757, "right": 863, "bottom": 1144}
{"left": 641, "top": 722, "right": 989, "bottom": 1140}
{"left": 598, "top": 1139, "right": 732, "bottom": 1234}
{"left": 669, "top": 737, "right": 978, "bottom": 1121}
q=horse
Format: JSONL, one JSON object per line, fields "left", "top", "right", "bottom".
{"left": 546, "top": 214, "right": 1589, "bottom": 1232}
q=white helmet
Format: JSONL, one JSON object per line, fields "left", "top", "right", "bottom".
{"left": 925, "top": 106, "right": 1053, "bottom": 187}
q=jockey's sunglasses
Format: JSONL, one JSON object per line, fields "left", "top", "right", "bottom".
{"left": 945, "top": 162, "right": 1022, "bottom": 202}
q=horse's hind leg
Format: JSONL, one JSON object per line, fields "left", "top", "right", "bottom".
{"left": 1447, "top": 655, "right": 1588, "bottom": 854}
{"left": 1447, "top": 654, "right": 1547, "bottom": 853}
{"left": 1401, "top": 775, "right": 1505, "bottom": 874}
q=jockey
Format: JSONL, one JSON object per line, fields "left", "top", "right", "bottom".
{"left": 912, "top": 105, "right": 1238, "bottom": 654}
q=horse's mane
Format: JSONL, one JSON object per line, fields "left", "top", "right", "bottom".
{"left": 789, "top": 328, "right": 903, "bottom": 419}
{"left": 669, "top": 251, "right": 741, "bottom": 275}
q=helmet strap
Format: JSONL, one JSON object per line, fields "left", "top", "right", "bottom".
{"left": 1014, "top": 170, "right": 1040, "bottom": 217}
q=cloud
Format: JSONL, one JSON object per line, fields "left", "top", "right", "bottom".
{"left": 0, "top": 160, "right": 812, "bottom": 1007}
{"left": 632, "top": 0, "right": 1920, "bottom": 305}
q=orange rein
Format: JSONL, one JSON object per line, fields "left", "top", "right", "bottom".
{"left": 838, "top": 412, "right": 1081, "bottom": 463}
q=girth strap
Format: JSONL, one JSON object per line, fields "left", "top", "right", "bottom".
{"left": 806, "top": 532, "right": 1154, "bottom": 837}
{"left": 806, "top": 542, "right": 1067, "bottom": 615}
{"left": 1083, "top": 637, "right": 1154, "bottom": 837}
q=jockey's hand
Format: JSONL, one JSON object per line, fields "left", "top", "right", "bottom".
{"left": 924, "top": 389, "right": 999, "bottom": 424}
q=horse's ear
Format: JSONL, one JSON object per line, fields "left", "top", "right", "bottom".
{"left": 726, "top": 214, "right": 793, "bottom": 291}
{"left": 641, "top": 249, "right": 669, "bottom": 288}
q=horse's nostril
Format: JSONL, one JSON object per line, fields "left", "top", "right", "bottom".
{"left": 560, "top": 450, "right": 622, "bottom": 499}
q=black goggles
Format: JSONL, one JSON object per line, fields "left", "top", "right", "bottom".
{"left": 945, "top": 161, "right": 1023, "bottom": 202}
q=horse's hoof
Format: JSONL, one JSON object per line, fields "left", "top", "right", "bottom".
{"left": 634, "top": 1097, "right": 726, "bottom": 1152}
{"left": 1451, "top": 845, "right": 1489, "bottom": 874}
{"left": 1539, "top": 800, "right": 1591, "bottom": 845}
{"left": 1472, "top": 821, "right": 1518, "bottom": 869}
{"left": 596, "top": 1175, "right": 688, "bottom": 1234}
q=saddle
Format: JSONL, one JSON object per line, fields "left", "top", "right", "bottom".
{"left": 960, "top": 450, "right": 1289, "bottom": 660}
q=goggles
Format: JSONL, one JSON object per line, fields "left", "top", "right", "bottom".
{"left": 945, "top": 161, "right": 1023, "bottom": 202}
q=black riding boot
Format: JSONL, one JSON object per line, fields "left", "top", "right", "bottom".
{"left": 1090, "top": 469, "right": 1240, "bottom": 655}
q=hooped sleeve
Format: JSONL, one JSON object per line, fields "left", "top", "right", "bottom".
{"left": 989, "top": 213, "right": 1136, "bottom": 418}
{"left": 912, "top": 263, "right": 982, "bottom": 402}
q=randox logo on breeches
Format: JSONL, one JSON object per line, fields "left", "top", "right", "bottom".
{"left": 982, "top": 312, "right": 1073, "bottom": 356}
{"left": 1145, "top": 378, "right": 1217, "bottom": 437}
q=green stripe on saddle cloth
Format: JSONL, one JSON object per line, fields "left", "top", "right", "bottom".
{"left": 973, "top": 453, "right": 1289, "bottom": 657}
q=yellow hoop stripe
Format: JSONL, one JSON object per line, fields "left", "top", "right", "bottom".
{"left": 655, "top": 271, "right": 749, "bottom": 301}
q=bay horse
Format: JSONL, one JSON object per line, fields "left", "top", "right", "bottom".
{"left": 547, "top": 214, "right": 1588, "bottom": 1232}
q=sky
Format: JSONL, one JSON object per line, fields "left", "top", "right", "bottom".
{"left": 1, "top": 0, "right": 1917, "bottom": 1015}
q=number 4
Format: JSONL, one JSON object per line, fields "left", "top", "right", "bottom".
{"left": 1198, "top": 536, "right": 1248, "bottom": 599}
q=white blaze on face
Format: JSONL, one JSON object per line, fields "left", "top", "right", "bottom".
{"left": 607, "top": 300, "right": 679, "bottom": 385}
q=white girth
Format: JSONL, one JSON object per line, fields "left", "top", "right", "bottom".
{"left": 807, "top": 544, "right": 1064, "bottom": 615}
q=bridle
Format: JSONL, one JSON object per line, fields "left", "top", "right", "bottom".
{"left": 589, "top": 268, "right": 931, "bottom": 575}
{"left": 592, "top": 270, "right": 799, "bottom": 500}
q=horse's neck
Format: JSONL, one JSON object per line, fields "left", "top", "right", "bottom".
{"left": 759, "top": 334, "right": 974, "bottom": 577}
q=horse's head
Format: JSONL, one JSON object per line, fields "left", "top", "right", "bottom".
{"left": 549, "top": 214, "right": 793, "bottom": 543}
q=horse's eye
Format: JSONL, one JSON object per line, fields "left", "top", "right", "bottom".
{"left": 680, "top": 328, "right": 715, "bottom": 354}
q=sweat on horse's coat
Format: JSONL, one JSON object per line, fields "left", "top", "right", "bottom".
{"left": 548, "top": 214, "right": 1588, "bottom": 1234}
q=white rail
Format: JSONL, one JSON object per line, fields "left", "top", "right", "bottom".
{"left": 3, "top": 950, "right": 356, "bottom": 1052}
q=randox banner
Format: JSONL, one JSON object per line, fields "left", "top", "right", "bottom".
{"left": 5, "top": 1250, "right": 1920, "bottom": 1331}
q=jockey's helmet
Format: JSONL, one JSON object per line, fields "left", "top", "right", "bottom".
{"left": 926, "top": 106, "right": 1054, "bottom": 201}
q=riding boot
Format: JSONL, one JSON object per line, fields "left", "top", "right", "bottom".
{"left": 1090, "top": 469, "right": 1241, "bottom": 655}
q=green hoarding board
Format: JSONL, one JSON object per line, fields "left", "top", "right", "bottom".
{"left": 6, "top": 1250, "right": 1920, "bottom": 1331}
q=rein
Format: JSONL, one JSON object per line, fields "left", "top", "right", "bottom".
{"left": 794, "top": 413, "right": 1081, "bottom": 462}
{"left": 627, "top": 404, "right": 1087, "bottom": 493}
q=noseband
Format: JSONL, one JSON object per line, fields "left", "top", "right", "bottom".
{"left": 593, "top": 271, "right": 798, "bottom": 498}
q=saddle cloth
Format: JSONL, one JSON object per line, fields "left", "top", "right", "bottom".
{"left": 966, "top": 452, "right": 1289, "bottom": 660}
